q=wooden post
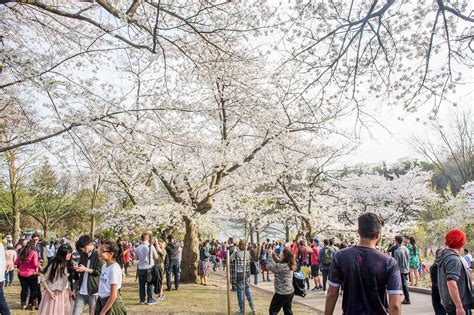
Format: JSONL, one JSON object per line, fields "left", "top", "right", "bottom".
{"left": 226, "top": 246, "right": 231, "bottom": 315}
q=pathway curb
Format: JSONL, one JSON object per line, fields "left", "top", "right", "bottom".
{"left": 214, "top": 273, "right": 324, "bottom": 314}
{"left": 249, "top": 282, "right": 324, "bottom": 314}
{"left": 409, "top": 286, "right": 431, "bottom": 295}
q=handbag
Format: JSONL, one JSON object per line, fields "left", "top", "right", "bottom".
{"left": 250, "top": 255, "right": 260, "bottom": 275}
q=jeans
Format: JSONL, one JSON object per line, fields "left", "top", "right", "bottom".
{"left": 137, "top": 269, "right": 154, "bottom": 303}
{"left": 0, "top": 282, "right": 10, "bottom": 315}
{"left": 18, "top": 275, "right": 38, "bottom": 306}
{"left": 321, "top": 269, "right": 329, "bottom": 291}
{"left": 269, "top": 293, "right": 294, "bottom": 315}
{"left": 72, "top": 294, "right": 97, "bottom": 315}
{"left": 253, "top": 273, "right": 258, "bottom": 285}
{"left": 4, "top": 271, "right": 13, "bottom": 285}
{"left": 401, "top": 273, "right": 410, "bottom": 301}
{"left": 166, "top": 260, "right": 180, "bottom": 290}
{"left": 236, "top": 277, "right": 254, "bottom": 311}
{"left": 210, "top": 255, "right": 218, "bottom": 270}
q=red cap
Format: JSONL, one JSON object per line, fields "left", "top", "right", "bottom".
{"left": 445, "top": 228, "right": 467, "bottom": 249}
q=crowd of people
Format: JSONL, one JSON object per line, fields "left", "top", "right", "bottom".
{"left": 193, "top": 220, "right": 472, "bottom": 315}
{"left": 0, "top": 232, "right": 185, "bottom": 315}
{"left": 0, "top": 217, "right": 470, "bottom": 315}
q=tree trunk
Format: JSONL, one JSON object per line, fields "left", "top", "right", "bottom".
{"left": 42, "top": 223, "right": 49, "bottom": 259}
{"left": 43, "top": 223, "right": 48, "bottom": 240}
{"left": 8, "top": 152, "right": 21, "bottom": 246}
{"left": 90, "top": 181, "right": 99, "bottom": 239}
{"left": 180, "top": 216, "right": 199, "bottom": 283}
{"left": 90, "top": 214, "right": 96, "bottom": 239}
{"left": 13, "top": 198, "right": 20, "bottom": 246}
{"left": 249, "top": 225, "right": 254, "bottom": 244}
{"left": 256, "top": 230, "right": 260, "bottom": 243}
{"left": 300, "top": 217, "right": 312, "bottom": 241}
{"left": 284, "top": 221, "right": 290, "bottom": 241}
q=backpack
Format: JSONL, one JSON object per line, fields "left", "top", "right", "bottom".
{"left": 293, "top": 271, "right": 306, "bottom": 297}
{"left": 323, "top": 247, "right": 334, "bottom": 265}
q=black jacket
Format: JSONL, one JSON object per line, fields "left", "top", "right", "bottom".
{"left": 165, "top": 243, "right": 179, "bottom": 262}
{"left": 73, "top": 250, "right": 104, "bottom": 295}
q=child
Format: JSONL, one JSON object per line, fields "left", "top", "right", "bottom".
{"left": 37, "top": 244, "right": 74, "bottom": 315}
{"left": 96, "top": 240, "right": 126, "bottom": 315}
{"left": 300, "top": 261, "right": 311, "bottom": 290}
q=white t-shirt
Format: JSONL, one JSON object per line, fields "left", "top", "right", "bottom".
{"left": 46, "top": 245, "right": 56, "bottom": 258}
{"left": 98, "top": 262, "right": 122, "bottom": 298}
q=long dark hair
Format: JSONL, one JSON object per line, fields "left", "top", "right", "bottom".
{"left": 409, "top": 237, "right": 417, "bottom": 253}
{"left": 44, "top": 244, "right": 72, "bottom": 282}
{"left": 19, "top": 240, "right": 35, "bottom": 264}
{"left": 281, "top": 247, "right": 296, "bottom": 271}
{"left": 116, "top": 238, "right": 124, "bottom": 267}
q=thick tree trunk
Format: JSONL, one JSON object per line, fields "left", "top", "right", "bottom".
{"left": 180, "top": 216, "right": 199, "bottom": 283}
{"left": 43, "top": 224, "right": 48, "bottom": 240}
{"left": 301, "top": 218, "right": 312, "bottom": 241}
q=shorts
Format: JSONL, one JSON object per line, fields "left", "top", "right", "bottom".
{"left": 311, "top": 264, "right": 320, "bottom": 277}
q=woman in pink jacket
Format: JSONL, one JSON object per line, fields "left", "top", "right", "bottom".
{"left": 4, "top": 244, "right": 17, "bottom": 287}
{"left": 14, "top": 240, "right": 40, "bottom": 310}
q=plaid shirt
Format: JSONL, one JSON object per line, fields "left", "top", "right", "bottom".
{"left": 230, "top": 250, "right": 251, "bottom": 285}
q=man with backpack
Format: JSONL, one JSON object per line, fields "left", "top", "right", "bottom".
{"left": 319, "top": 239, "right": 337, "bottom": 294}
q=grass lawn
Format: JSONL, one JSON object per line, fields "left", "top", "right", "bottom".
{"left": 6, "top": 269, "right": 315, "bottom": 314}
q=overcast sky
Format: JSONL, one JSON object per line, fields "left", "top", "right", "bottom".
{"left": 338, "top": 92, "right": 473, "bottom": 166}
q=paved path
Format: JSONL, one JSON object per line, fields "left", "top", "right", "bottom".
{"left": 219, "top": 272, "right": 434, "bottom": 314}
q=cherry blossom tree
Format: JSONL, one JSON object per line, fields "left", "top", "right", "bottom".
{"left": 0, "top": 0, "right": 275, "bottom": 152}
{"left": 447, "top": 181, "right": 474, "bottom": 227}
{"left": 281, "top": 0, "right": 473, "bottom": 125}
{"left": 2, "top": 0, "right": 472, "bottom": 282}
{"left": 333, "top": 167, "right": 437, "bottom": 233}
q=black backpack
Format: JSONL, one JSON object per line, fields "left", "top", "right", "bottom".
{"left": 293, "top": 270, "right": 306, "bottom": 297}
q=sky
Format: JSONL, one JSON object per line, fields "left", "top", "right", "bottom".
{"left": 337, "top": 82, "right": 473, "bottom": 167}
